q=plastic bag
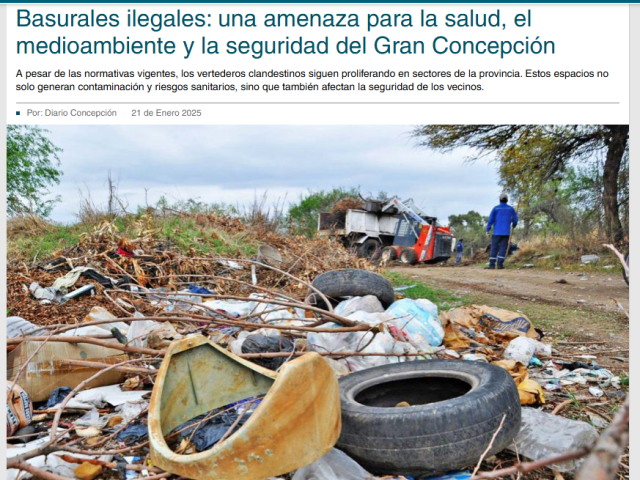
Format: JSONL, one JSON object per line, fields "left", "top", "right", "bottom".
{"left": 127, "top": 314, "right": 161, "bottom": 348}
{"left": 503, "top": 337, "right": 552, "bottom": 365}
{"left": 46, "top": 387, "right": 73, "bottom": 408}
{"left": 147, "top": 322, "right": 184, "bottom": 350}
{"left": 7, "top": 385, "right": 33, "bottom": 436}
{"left": 247, "top": 294, "right": 306, "bottom": 323}
{"left": 84, "top": 306, "right": 131, "bottom": 335}
{"left": 292, "top": 448, "right": 372, "bottom": 480}
{"left": 169, "top": 400, "right": 259, "bottom": 452}
{"left": 74, "top": 409, "right": 106, "bottom": 428}
{"left": 507, "top": 407, "right": 598, "bottom": 472}
{"left": 308, "top": 329, "right": 417, "bottom": 372}
{"left": 241, "top": 334, "right": 294, "bottom": 370}
{"left": 386, "top": 299, "right": 444, "bottom": 348}
{"left": 335, "top": 296, "right": 384, "bottom": 317}
{"left": 203, "top": 299, "right": 254, "bottom": 317}
{"left": 7, "top": 316, "right": 44, "bottom": 338}
{"left": 116, "top": 424, "right": 148, "bottom": 445}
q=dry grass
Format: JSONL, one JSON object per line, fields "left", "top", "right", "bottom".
{"left": 511, "top": 234, "right": 624, "bottom": 272}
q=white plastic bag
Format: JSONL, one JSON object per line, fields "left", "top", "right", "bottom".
{"left": 504, "top": 337, "right": 552, "bottom": 365}
{"left": 386, "top": 299, "right": 444, "bottom": 348}
{"left": 335, "top": 296, "right": 384, "bottom": 317}
{"left": 84, "top": 306, "right": 131, "bottom": 335}
{"left": 308, "top": 328, "right": 415, "bottom": 372}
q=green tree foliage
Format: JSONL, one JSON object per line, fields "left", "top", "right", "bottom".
{"left": 7, "top": 125, "right": 63, "bottom": 217}
{"left": 412, "top": 125, "right": 629, "bottom": 243}
{"left": 448, "top": 210, "right": 488, "bottom": 255}
{"left": 289, "top": 187, "right": 360, "bottom": 236}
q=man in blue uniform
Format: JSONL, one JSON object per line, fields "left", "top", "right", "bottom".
{"left": 455, "top": 238, "right": 464, "bottom": 264}
{"left": 485, "top": 194, "right": 518, "bottom": 270}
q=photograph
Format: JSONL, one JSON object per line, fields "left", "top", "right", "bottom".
{"left": 6, "top": 124, "right": 629, "bottom": 480}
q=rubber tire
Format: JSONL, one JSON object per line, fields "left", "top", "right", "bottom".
{"left": 623, "top": 253, "right": 629, "bottom": 285}
{"left": 357, "top": 239, "right": 381, "bottom": 259}
{"left": 337, "top": 360, "right": 522, "bottom": 477}
{"left": 399, "top": 249, "right": 418, "bottom": 265}
{"left": 381, "top": 247, "right": 397, "bottom": 262}
{"left": 309, "top": 269, "right": 396, "bottom": 308}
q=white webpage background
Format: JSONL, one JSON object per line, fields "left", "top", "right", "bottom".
{"left": 4, "top": 4, "right": 630, "bottom": 125}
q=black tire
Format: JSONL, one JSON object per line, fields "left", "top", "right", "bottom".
{"left": 623, "top": 253, "right": 629, "bottom": 285}
{"left": 381, "top": 247, "right": 397, "bottom": 262}
{"left": 399, "top": 249, "right": 418, "bottom": 265}
{"left": 357, "top": 239, "right": 381, "bottom": 259}
{"left": 337, "top": 360, "right": 521, "bottom": 477}
{"left": 309, "top": 269, "right": 396, "bottom": 308}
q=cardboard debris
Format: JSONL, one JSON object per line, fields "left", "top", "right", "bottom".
{"left": 7, "top": 342, "right": 128, "bottom": 402}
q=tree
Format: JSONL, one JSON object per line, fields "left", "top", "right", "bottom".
{"left": 448, "top": 210, "right": 488, "bottom": 255}
{"left": 7, "top": 125, "right": 63, "bottom": 217}
{"left": 411, "top": 125, "right": 629, "bottom": 243}
{"left": 289, "top": 187, "right": 361, "bottom": 237}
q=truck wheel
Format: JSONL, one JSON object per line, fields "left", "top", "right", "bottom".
{"left": 357, "top": 239, "right": 380, "bottom": 259}
{"left": 337, "top": 360, "right": 521, "bottom": 477}
{"left": 381, "top": 247, "right": 397, "bottom": 262}
{"left": 399, "top": 249, "right": 418, "bottom": 265}
{"left": 309, "top": 269, "right": 396, "bottom": 309}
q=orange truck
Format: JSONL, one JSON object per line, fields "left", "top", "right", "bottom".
{"left": 318, "top": 197, "right": 453, "bottom": 265}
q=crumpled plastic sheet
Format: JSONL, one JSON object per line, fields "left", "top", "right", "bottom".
{"left": 507, "top": 407, "right": 598, "bottom": 473}
{"left": 292, "top": 448, "right": 373, "bottom": 480}
{"left": 116, "top": 423, "right": 148, "bottom": 445}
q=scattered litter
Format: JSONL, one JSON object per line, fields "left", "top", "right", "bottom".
{"left": 509, "top": 407, "right": 598, "bottom": 473}
{"left": 5, "top": 215, "right": 628, "bottom": 480}
{"left": 7, "top": 384, "right": 33, "bottom": 436}
{"left": 7, "top": 316, "right": 44, "bottom": 338}
{"left": 504, "top": 337, "right": 552, "bottom": 365}
{"left": 74, "top": 462, "right": 103, "bottom": 480}
{"left": 7, "top": 342, "right": 128, "bottom": 402}
{"left": 386, "top": 298, "right": 444, "bottom": 347}
{"left": 46, "top": 387, "right": 73, "bottom": 408}
{"left": 581, "top": 254, "right": 600, "bottom": 264}
{"left": 292, "top": 448, "right": 372, "bottom": 480}
{"left": 116, "top": 423, "right": 149, "bottom": 445}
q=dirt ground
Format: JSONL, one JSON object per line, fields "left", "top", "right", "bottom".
{"left": 393, "top": 265, "right": 629, "bottom": 313}
{"left": 391, "top": 265, "right": 630, "bottom": 372}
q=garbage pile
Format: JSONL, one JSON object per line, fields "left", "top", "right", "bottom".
{"left": 6, "top": 223, "right": 627, "bottom": 480}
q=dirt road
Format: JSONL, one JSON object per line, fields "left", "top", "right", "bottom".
{"left": 391, "top": 265, "right": 629, "bottom": 314}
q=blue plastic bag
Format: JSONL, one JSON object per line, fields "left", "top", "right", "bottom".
{"left": 386, "top": 299, "right": 444, "bottom": 347}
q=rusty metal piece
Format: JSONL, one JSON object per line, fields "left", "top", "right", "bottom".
{"left": 148, "top": 336, "right": 340, "bottom": 480}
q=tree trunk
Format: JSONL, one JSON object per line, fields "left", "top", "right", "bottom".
{"left": 602, "top": 125, "right": 628, "bottom": 243}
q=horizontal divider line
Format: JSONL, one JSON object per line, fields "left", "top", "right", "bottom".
{"left": 17, "top": 101, "right": 620, "bottom": 105}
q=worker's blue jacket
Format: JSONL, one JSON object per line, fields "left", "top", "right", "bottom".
{"left": 456, "top": 241, "right": 464, "bottom": 253}
{"left": 486, "top": 203, "right": 518, "bottom": 236}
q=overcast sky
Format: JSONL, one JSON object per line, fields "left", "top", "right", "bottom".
{"left": 42, "top": 125, "right": 502, "bottom": 225}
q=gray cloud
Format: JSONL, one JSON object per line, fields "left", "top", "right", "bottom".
{"left": 42, "top": 125, "right": 503, "bottom": 224}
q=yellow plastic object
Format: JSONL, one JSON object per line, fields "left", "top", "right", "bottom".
{"left": 148, "top": 336, "right": 340, "bottom": 480}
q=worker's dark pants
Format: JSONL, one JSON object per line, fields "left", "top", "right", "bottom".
{"left": 489, "top": 235, "right": 510, "bottom": 267}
